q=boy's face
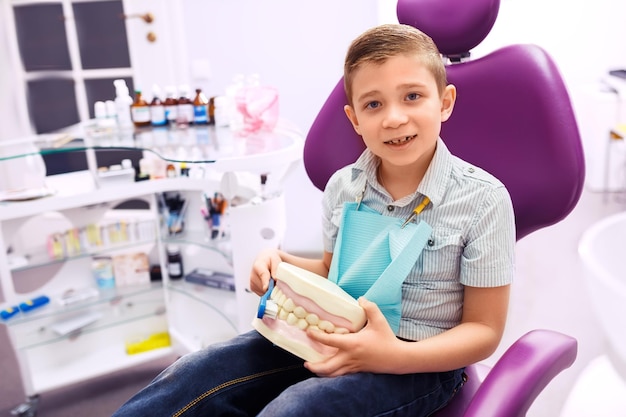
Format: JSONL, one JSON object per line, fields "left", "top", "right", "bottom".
{"left": 344, "top": 54, "right": 455, "bottom": 170}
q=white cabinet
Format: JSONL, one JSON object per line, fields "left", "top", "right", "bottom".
{"left": 0, "top": 123, "right": 303, "bottom": 415}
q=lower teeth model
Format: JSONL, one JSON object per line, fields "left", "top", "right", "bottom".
{"left": 252, "top": 262, "right": 366, "bottom": 362}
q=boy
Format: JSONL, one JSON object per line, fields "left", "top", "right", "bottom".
{"left": 113, "top": 23, "right": 515, "bottom": 417}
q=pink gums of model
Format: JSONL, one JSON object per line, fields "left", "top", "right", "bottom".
{"left": 252, "top": 262, "right": 367, "bottom": 362}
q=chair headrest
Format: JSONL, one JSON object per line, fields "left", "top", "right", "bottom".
{"left": 396, "top": 0, "right": 500, "bottom": 58}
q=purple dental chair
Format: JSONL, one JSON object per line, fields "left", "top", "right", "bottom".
{"left": 303, "top": 0, "right": 583, "bottom": 415}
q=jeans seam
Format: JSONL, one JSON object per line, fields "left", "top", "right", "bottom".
{"left": 373, "top": 370, "right": 465, "bottom": 417}
{"left": 425, "top": 371, "right": 467, "bottom": 416}
{"left": 172, "top": 364, "right": 303, "bottom": 417}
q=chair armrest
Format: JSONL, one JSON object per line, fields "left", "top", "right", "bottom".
{"left": 464, "top": 329, "right": 577, "bottom": 417}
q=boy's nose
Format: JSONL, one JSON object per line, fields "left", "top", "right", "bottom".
{"left": 382, "top": 105, "right": 409, "bottom": 128}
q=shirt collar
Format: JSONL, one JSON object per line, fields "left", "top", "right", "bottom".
{"left": 350, "top": 138, "right": 454, "bottom": 208}
{"left": 418, "top": 138, "right": 454, "bottom": 208}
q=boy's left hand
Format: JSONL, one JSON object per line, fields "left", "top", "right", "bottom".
{"left": 304, "top": 297, "right": 402, "bottom": 377}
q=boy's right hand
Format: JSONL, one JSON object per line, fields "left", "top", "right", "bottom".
{"left": 249, "top": 249, "right": 283, "bottom": 296}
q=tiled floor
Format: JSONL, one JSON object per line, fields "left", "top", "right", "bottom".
{"left": 486, "top": 188, "right": 626, "bottom": 416}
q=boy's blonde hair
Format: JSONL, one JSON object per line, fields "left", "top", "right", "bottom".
{"left": 344, "top": 24, "right": 447, "bottom": 105}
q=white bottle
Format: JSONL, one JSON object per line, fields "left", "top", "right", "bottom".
{"left": 213, "top": 95, "right": 229, "bottom": 127}
{"left": 94, "top": 100, "right": 107, "bottom": 121}
{"left": 113, "top": 79, "right": 133, "bottom": 128}
{"left": 150, "top": 84, "right": 167, "bottom": 127}
{"left": 163, "top": 85, "right": 178, "bottom": 124}
{"left": 177, "top": 84, "right": 194, "bottom": 126}
{"left": 105, "top": 100, "right": 116, "bottom": 120}
{"left": 94, "top": 101, "right": 115, "bottom": 128}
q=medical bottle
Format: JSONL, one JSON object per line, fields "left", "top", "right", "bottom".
{"left": 113, "top": 79, "right": 133, "bottom": 128}
{"left": 105, "top": 100, "right": 117, "bottom": 122}
{"left": 150, "top": 84, "right": 167, "bottom": 127}
{"left": 213, "top": 96, "right": 229, "bottom": 127}
{"left": 176, "top": 85, "right": 194, "bottom": 126}
{"left": 131, "top": 90, "right": 151, "bottom": 127}
{"left": 163, "top": 85, "right": 178, "bottom": 125}
{"left": 94, "top": 100, "right": 107, "bottom": 123}
{"left": 166, "top": 245, "right": 184, "bottom": 279}
{"left": 193, "top": 88, "right": 209, "bottom": 125}
{"left": 208, "top": 96, "right": 216, "bottom": 125}
{"left": 94, "top": 101, "right": 115, "bottom": 129}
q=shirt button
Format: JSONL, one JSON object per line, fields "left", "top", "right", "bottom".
{"left": 428, "top": 239, "right": 435, "bottom": 246}
{"left": 467, "top": 167, "right": 475, "bottom": 173}
{"left": 387, "top": 205, "right": 394, "bottom": 212}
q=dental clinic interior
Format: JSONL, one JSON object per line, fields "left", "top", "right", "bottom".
{"left": 0, "top": 0, "right": 625, "bottom": 416}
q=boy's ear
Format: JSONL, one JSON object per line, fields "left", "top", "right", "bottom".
{"left": 344, "top": 104, "right": 361, "bottom": 135}
{"left": 440, "top": 84, "right": 457, "bottom": 123}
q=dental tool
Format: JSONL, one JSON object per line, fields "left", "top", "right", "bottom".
{"left": 400, "top": 196, "right": 431, "bottom": 228}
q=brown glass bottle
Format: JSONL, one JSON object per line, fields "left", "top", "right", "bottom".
{"left": 193, "top": 88, "right": 209, "bottom": 125}
{"left": 131, "top": 90, "right": 151, "bottom": 128}
{"left": 208, "top": 97, "right": 215, "bottom": 125}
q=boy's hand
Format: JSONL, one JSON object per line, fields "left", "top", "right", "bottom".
{"left": 304, "top": 298, "right": 402, "bottom": 377}
{"left": 249, "top": 249, "right": 282, "bottom": 296}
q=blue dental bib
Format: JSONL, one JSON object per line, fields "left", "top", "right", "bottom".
{"left": 327, "top": 201, "right": 432, "bottom": 333}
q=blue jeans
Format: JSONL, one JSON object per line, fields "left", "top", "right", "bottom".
{"left": 113, "top": 331, "right": 465, "bottom": 417}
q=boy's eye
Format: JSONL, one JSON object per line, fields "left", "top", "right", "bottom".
{"left": 365, "top": 101, "right": 381, "bottom": 110}
{"left": 406, "top": 93, "right": 420, "bottom": 101}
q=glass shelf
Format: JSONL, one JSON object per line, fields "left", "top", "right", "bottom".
{"left": 166, "top": 280, "right": 238, "bottom": 333}
{"left": 9, "top": 283, "right": 165, "bottom": 350}
{"left": 0, "top": 120, "right": 304, "bottom": 164}
{"left": 162, "top": 229, "right": 232, "bottom": 260}
{"left": 9, "top": 237, "right": 157, "bottom": 272}
{"left": 2, "top": 282, "right": 162, "bottom": 327}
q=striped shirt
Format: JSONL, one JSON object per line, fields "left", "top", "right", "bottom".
{"left": 322, "top": 138, "right": 516, "bottom": 341}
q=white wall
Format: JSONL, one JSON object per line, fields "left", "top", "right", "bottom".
{"left": 177, "top": 0, "right": 382, "bottom": 253}
{"left": 476, "top": 0, "right": 626, "bottom": 86}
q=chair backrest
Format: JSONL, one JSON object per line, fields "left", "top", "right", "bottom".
{"left": 303, "top": 0, "right": 585, "bottom": 241}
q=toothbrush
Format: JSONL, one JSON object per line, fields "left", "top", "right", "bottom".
{"left": 257, "top": 279, "right": 278, "bottom": 319}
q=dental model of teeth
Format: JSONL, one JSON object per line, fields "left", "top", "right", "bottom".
{"left": 252, "top": 262, "right": 367, "bottom": 362}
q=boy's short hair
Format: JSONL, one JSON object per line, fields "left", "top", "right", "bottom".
{"left": 344, "top": 24, "right": 448, "bottom": 105}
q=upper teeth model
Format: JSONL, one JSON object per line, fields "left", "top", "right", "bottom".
{"left": 252, "top": 262, "right": 367, "bottom": 362}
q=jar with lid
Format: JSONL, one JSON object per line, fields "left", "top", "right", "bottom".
{"left": 166, "top": 245, "right": 184, "bottom": 279}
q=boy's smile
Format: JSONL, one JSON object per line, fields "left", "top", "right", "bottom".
{"left": 384, "top": 133, "right": 418, "bottom": 146}
{"left": 344, "top": 54, "right": 455, "bottom": 185}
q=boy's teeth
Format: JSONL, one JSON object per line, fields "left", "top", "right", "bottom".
{"left": 269, "top": 287, "right": 349, "bottom": 335}
{"left": 387, "top": 134, "right": 415, "bottom": 144}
